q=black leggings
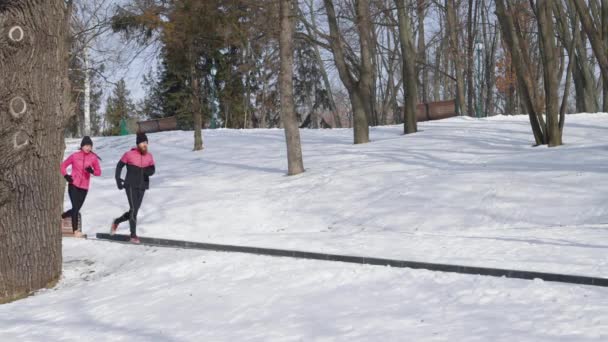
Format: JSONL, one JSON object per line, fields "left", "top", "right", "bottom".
{"left": 114, "top": 187, "right": 146, "bottom": 237}
{"left": 62, "top": 184, "right": 88, "bottom": 232}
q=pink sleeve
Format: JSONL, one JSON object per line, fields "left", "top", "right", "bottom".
{"left": 60, "top": 154, "right": 73, "bottom": 176}
{"left": 93, "top": 157, "right": 102, "bottom": 176}
{"left": 120, "top": 152, "right": 129, "bottom": 163}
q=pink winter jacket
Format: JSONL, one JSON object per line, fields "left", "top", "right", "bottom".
{"left": 61, "top": 150, "right": 102, "bottom": 190}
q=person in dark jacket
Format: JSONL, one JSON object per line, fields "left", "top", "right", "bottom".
{"left": 111, "top": 133, "right": 155, "bottom": 243}
{"left": 60, "top": 136, "right": 102, "bottom": 237}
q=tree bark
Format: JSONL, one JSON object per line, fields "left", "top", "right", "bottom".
{"left": 355, "top": 0, "right": 375, "bottom": 139}
{"left": 395, "top": 0, "right": 418, "bottom": 134}
{"left": 537, "top": 0, "right": 561, "bottom": 146}
{"left": 446, "top": 0, "right": 466, "bottom": 115}
{"left": 280, "top": 0, "right": 304, "bottom": 175}
{"left": 0, "top": 0, "right": 70, "bottom": 303}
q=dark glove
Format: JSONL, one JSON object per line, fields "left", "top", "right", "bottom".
{"left": 86, "top": 166, "right": 95, "bottom": 174}
{"left": 117, "top": 179, "right": 124, "bottom": 190}
{"left": 64, "top": 175, "right": 73, "bottom": 183}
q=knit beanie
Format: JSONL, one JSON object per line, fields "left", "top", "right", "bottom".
{"left": 136, "top": 133, "right": 148, "bottom": 145}
{"left": 81, "top": 136, "right": 93, "bottom": 148}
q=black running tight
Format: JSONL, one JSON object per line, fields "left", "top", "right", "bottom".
{"left": 62, "top": 184, "right": 88, "bottom": 232}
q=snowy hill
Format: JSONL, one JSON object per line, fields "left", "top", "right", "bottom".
{"left": 79, "top": 114, "right": 608, "bottom": 276}
{"left": 2, "top": 115, "right": 608, "bottom": 341}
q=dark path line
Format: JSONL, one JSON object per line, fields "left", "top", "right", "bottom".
{"left": 96, "top": 233, "right": 608, "bottom": 288}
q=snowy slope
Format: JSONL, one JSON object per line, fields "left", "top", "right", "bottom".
{"left": 2, "top": 114, "right": 608, "bottom": 341}
{"left": 76, "top": 114, "right": 608, "bottom": 276}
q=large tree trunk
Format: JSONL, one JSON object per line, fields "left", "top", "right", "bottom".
{"left": 355, "top": 0, "right": 374, "bottom": 140}
{"left": 350, "top": 90, "right": 370, "bottom": 142}
{"left": 395, "top": 0, "right": 418, "bottom": 134}
{"left": 280, "top": 0, "right": 304, "bottom": 175}
{"left": 0, "top": 0, "right": 71, "bottom": 303}
{"left": 446, "top": 0, "right": 466, "bottom": 116}
{"left": 537, "top": 0, "right": 562, "bottom": 146}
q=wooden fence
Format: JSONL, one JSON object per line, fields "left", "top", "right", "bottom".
{"left": 415, "top": 99, "right": 457, "bottom": 122}
{"left": 136, "top": 116, "right": 178, "bottom": 133}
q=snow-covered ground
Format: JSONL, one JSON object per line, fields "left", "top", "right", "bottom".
{"left": 2, "top": 114, "right": 608, "bottom": 340}
{"left": 2, "top": 239, "right": 608, "bottom": 341}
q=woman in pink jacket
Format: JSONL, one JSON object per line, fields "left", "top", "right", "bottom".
{"left": 60, "top": 136, "right": 102, "bottom": 237}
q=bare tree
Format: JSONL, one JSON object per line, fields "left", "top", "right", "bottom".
{"left": 445, "top": 0, "right": 466, "bottom": 115}
{"left": 394, "top": 0, "right": 418, "bottom": 133}
{"left": 417, "top": 0, "right": 429, "bottom": 103}
{"left": 0, "top": 0, "right": 71, "bottom": 303}
{"left": 298, "top": 0, "right": 342, "bottom": 128}
{"left": 571, "top": 0, "right": 608, "bottom": 112}
{"left": 190, "top": 61, "right": 204, "bottom": 151}
{"left": 553, "top": 0, "right": 595, "bottom": 115}
{"left": 280, "top": 0, "right": 305, "bottom": 175}
{"left": 480, "top": 0, "right": 498, "bottom": 116}
{"left": 536, "top": 0, "right": 562, "bottom": 146}
{"left": 495, "top": 0, "right": 545, "bottom": 144}
{"left": 70, "top": 0, "right": 113, "bottom": 136}
{"left": 465, "top": 0, "right": 477, "bottom": 116}
{"left": 323, "top": 0, "right": 373, "bottom": 144}
{"left": 562, "top": 0, "right": 599, "bottom": 113}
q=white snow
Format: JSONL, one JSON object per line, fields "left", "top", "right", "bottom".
{"left": 2, "top": 114, "right": 608, "bottom": 340}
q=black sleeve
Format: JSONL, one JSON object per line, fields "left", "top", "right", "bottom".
{"left": 144, "top": 164, "right": 155, "bottom": 177}
{"left": 115, "top": 160, "right": 126, "bottom": 183}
